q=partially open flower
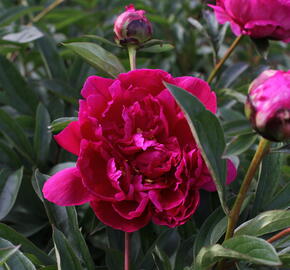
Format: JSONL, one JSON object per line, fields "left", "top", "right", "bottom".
{"left": 114, "top": 4, "right": 152, "bottom": 46}
{"left": 245, "top": 70, "right": 290, "bottom": 141}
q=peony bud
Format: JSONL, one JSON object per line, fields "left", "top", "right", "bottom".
{"left": 245, "top": 70, "right": 290, "bottom": 142}
{"left": 114, "top": 4, "right": 152, "bottom": 46}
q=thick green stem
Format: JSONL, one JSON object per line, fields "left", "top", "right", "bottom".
{"left": 207, "top": 35, "right": 243, "bottom": 84}
{"left": 224, "top": 138, "right": 271, "bottom": 241}
{"left": 128, "top": 45, "right": 137, "bottom": 71}
{"left": 217, "top": 138, "right": 271, "bottom": 270}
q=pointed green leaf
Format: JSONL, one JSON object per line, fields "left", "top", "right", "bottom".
{"left": 0, "top": 55, "right": 38, "bottom": 115}
{"left": 0, "top": 168, "right": 23, "bottom": 220}
{"left": 0, "top": 238, "right": 36, "bottom": 270}
{"left": 0, "top": 109, "right": 35, "bottom": 163}
{"left": 165, "top": 82, "right": 228, "bottom": 213}
{"left": 0, "top": 245, "right": 20, "bottom": 265}
{"left": 0, "top": 223, "right": 54, "bottom": 265}
{"left": 34, "top": 104, "right": 51, "bottom": 167}
{"left": 139, "top": 43, "right": 174, "bottom": 53}
{"left": 251, "top": 38, "right": 270, "bottom": 60}
{"left": 63, "top": 42, "right": 125, "bottom": 78}
{"left": 36, "top": 35, "right": 67, "bottom": 81}
{"left": 53, "top": 228, "right": 83, "bottom": 270}
{"left": 49, "top": 117, "right": 78, "bottom": 134}
{"left": 235, "top": 210, "right": 290, "bottom": 237}
{"left": 195, "top": 236, "right": 281, "bottom": 270}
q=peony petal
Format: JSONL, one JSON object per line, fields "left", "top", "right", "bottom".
{"left": 77, "top": 140, "right": 127, "bottom": 201}
{"left": 43, "top": 167, "right": 93, "bottom": 206}
{"left": 81, "top": 76, "right": 113, "bottom": 98}
{"left": 174, "top": 76, "right": 217, "bottom": 113}
{"left": 54, "top": 121, "right": 81, "bottom": 155}
{"left": 90, "top": 200, "right": 151, "bottom": 232}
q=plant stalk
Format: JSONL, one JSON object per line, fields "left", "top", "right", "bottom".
{"left": 128, "top": 45, "right": 137, "bottom": 71}
{"left": 124, "top": 232, "right": 131, "bottom": 270}
{"left": 207, "top": 35, "right": 243, "bottom": 84}
{"left": 224, "top": 138, "right": 271, "bottom": 241}
{"left": 267, "top": 228, "right": 290, "bottom": 243}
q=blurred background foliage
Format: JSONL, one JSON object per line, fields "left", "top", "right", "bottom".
{"left": 0, "top": 0, "right": 289, "bottom": 269}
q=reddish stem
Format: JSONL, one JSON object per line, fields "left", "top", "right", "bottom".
{"left": 124, "top": 232, "right": 131, "bottom": 270}
{"left": 267, "top": 228, "right": 290, "bottom": 244}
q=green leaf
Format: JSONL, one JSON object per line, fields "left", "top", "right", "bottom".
{"left": 105, "top": 249, "right": 123, "bottom": 270}
{"left": 224, "top": 134, "right": 257, "bottom": 157}
{"left": 0, "top": 223, "right": 54, "bottom": 265}
{"left": 83, "top": 35, "right": 119, "bottom": 47}
{"left": 42, "top": 80, "right": 78, "bottom": 104}
{"left": 235, "top": 210, "right": 290, "bottom": 237}
{"left": 65, "top": 207, "right": 95, "bottom": 270}
{"left": 0, "top": 6, "right": 41, "bottom": 26}
{"left": 251, "top": 38, "right": 270, "bottom": 60}
{"left": 193, "top": 206, "right": 226, "bottom": 258}
{"left": 0, "top": 55, "right": 38, "bottom": 115}
{"left": 2, "top": 26, "right": 43, "bottom": 43}
{"left": 251, "top": 152, "right": 283, "bottom": 216}
{"left": 139, "top": 43, "right": 174, "bottom": 53}
{"left": 52, "top": 228, "right": 83, "bottom": 270}
{"left": 139, "top": 229, "right": 180, "bottom": 270}
{"left": 218, "top": 62, "right": 249, "bottom": 88}
{"left": 152, "top": 245, "right": 172, "bottom": 270}
{"left": 0, "top": 168, "right": 23, "bottom": 220}
{"left": 280, "top": 253, "right": 290, "bottom": 267}
{"left": 271, "top": 143, "right": 290, "bottom": 153}
{"left": 49, "top": 117, "right": 78, "bottom": 134}
{"left": 0, "top": 109, "right": 35, "bottom": 163}
{"left": 36, "top": 35, "right": 67, "bottom": 81}
{"left": 32, "top": 171, "right": 94, "bottom": 270}
{"left": 34, "top": 104, "right": 51, "bottom": 167}
{"left": 265, "top": 182, "right": 290, "bottom": 210}
{"left": 0, "top": 245, "right": 20, "bottom": 265}
{"left": 0, "top": 238, "right": 36, "bottom": 270}
{"left": 63, "top": 42, "right": 125, "bottom": 78}
{"left": 194, "top": 236, "right": 281, "bottom": 270}
{"left": 165, "top": 82, "right": 228, "bottom": 213}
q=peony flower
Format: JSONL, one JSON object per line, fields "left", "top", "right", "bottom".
{"left": 114, "top": 4, "right": 152, "bottom": 46}
{"left": 245, "top": 70, "right": 290, "bottom": 142}
{"left": 209, "top": 0, "right": 290, "bottom": 42}
{"left": 43, "top": 69, "right": 236, "bottom": 232}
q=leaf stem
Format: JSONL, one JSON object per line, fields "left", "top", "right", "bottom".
{"left": 224, "top": 138, "right": 271, "bottom": 241}
{"left": 29, "top": 0, "right": 64, "bottom": 25}
{"left": 128, "top": 45, "right": 137, "bottom": 71}
{"left": 124, "top": 232, "right": 131, "bottom": 270}
{"left": 207, "top": 35, "right": 243, "bottom": 84}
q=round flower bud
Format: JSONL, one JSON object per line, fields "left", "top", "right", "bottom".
{"left": 114, "top": 4, "right": 152, "bottom": 46}
{"left": 245, "top": 70, "right": 290, "bottom": 142}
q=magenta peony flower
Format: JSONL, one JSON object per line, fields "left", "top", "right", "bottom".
{"left": 43, "top": 69, "right": 236, "bottom": 232}
{"left": 209, "top": 0, "right": 290, "bottom": 42}
{"left": 245, "top": 70, "right": 290, "bottom": 142}
{"left": 114, "top": 4, "right": 152, "bottom": 46}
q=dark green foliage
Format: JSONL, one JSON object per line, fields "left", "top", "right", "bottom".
{"left": 0, "top": 0, "right": 289, "bottom": 269}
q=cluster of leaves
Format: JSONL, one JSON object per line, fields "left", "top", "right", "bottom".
{"left": 0, "top": 0, "right": 289, "bottom": 269}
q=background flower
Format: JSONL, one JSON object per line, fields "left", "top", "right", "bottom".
{"left": 210, "top": 0, "right": 290, "bottom": 42}
{"left": 245, "top": 69, "right": 290, "bottom": 141}
{"left": 43, "top": 69, "right": 236, "bottom": 232}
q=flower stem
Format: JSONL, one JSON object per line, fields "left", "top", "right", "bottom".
{"left": 224, "top": 137, "right": 271, "bottom": 241}
{"left": 207, "top": 35, "right": 243, "bottom": 84}
{"left": 124, "top": 232, "right": 131, "bottom": 270}
{"left": 128, "top": 45, "right": 137, "bottom": 71}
